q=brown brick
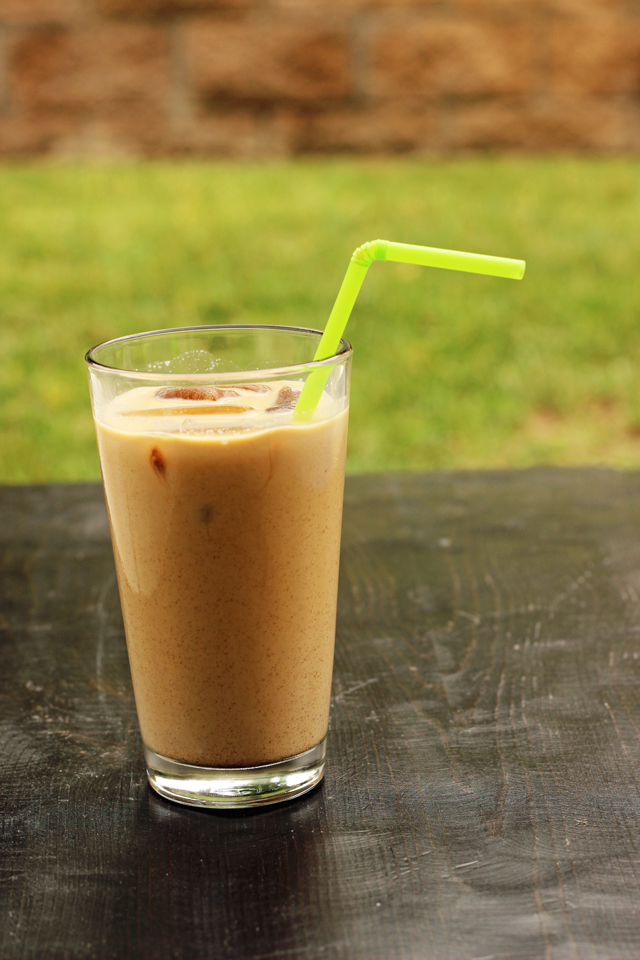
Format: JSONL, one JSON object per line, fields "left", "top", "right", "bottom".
{"left": 272, "top": 0, "right": 437, "bottom": 10}
{"left": 445, "top": 100, "right": 536, "bottom": 150}
{"left": 549, "top": 11, "right": 640, "bottom": 95}
{"left": 46, "top": 119, "right": 152, "bottom": 157}
{"left": 10, "top": 24, "right": 171, "bottom": 114}
{"left": 371, "top": 17, "right": 534, "bottom": 100}
{"left": 293, "top": 103, "right": 439, "bottom": 153}
{"left": 455, "top": 0, "right": 623, "bottom": 14}
{"left": 0, "top": 107, "right": 200, "bottom": 158}
{"left": 453, "top": 0, "right": 537, "bottom": 18}
{"left": 0, "top": 111, "right": 76, "bottom": 156}
{"left": 547, "top": 0, "right": 626, "bottom": 12}
{"left": 185, "top": 16, "right": 351, "bottom": 107}
{"left": 0, "top": 109, "right": 173, "bottom": 157}
{"left": 99, "top": 0, "right": 248, "bottom": 17}
{"left": 0, "top": 0, "right": 85, "bottom": 24}
{"left": 160, "top": 106, "right": 296, "bottom": 156}
{"left": 449, "top": 97, "right": 631, "bottom": 151}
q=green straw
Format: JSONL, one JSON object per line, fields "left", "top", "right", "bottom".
{"left": 293, "top": 239, "right": 526, "bottom": 420}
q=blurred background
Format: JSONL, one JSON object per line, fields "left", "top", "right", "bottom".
{"left": 2, "top": 0, "right": 640, "bottom": 480}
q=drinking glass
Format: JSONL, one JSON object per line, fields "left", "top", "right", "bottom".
{"left": 86, "top": 325, "right": 351, "bottom": 808}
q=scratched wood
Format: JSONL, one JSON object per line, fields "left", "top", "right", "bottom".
{"left": 2, "top": 471, "right": 640, "bottom": 959}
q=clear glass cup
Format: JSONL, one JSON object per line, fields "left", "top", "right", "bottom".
{"left": 86, "top": 325, "right": 351, "bottom": 809}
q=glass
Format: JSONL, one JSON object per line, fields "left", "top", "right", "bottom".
{"left": 86, "top": 325, "right": 351, "bottom": 808}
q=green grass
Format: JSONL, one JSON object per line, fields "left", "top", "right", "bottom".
{"left": 3, "top": 157, "right": 640, "bottom": 482}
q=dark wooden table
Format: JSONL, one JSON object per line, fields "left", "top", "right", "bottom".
{"left": 2, "top": 470, "right": 640, "bottom": 960}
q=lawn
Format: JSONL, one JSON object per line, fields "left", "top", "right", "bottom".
{"left": 2, "top": 157, "right": 640, "bottom": 482}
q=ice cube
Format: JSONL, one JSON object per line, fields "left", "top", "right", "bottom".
{"left": 155, "top": 386, "right": 239, "bottom": 402}
{"left": 266, "top": 385, "right": 301, "bottom": 413}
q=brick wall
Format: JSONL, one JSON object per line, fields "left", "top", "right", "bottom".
{"left": 1, "top": 0, "right": 639, "bottom": 157}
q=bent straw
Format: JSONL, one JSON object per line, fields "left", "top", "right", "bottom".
{"left": 293, "top": 239, "right": 525, "bottom": 420}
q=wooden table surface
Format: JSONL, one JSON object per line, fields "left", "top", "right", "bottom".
{"left": 2, "top": 470, "right": 640, "bottom": 960}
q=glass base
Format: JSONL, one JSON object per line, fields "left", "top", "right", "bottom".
{"left": 144, "top": 738, "right": 326, "bottom": 809}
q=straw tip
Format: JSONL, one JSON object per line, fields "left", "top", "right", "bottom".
{"left": 516, "top": 260, "right": 526, "bottom": 280}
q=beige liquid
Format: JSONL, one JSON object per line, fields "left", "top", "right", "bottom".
{"left": 95, "top": 382, "right": 348, "bottom": 767}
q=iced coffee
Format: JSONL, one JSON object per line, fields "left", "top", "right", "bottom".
{"left": 86, "top": 325, "right": 351, "bottom": 808}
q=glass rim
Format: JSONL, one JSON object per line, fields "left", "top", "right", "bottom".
{"left": 85, "top": 324, "right": 353, "bottom": 382}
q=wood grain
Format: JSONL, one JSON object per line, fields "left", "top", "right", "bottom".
{"left": 2, "top": 471, "right": 640, "bottom": 959}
